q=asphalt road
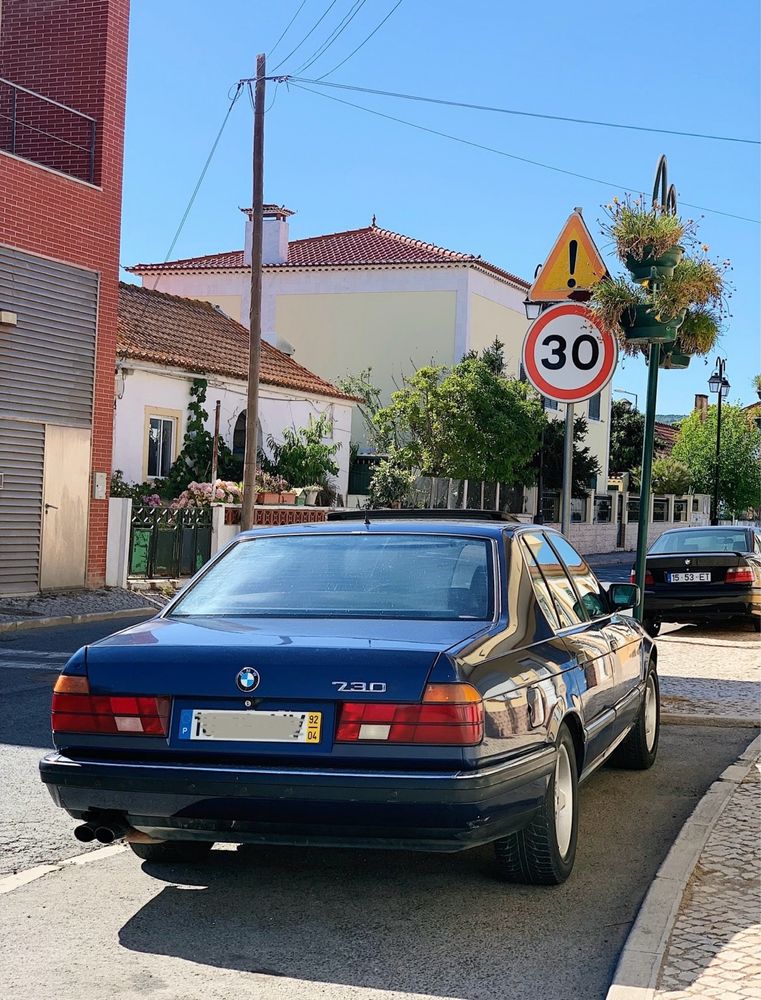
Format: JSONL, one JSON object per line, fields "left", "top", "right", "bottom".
{"left": 0, "top": 618, "right": 755, "bottom": 1000}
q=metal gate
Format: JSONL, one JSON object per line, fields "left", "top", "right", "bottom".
{"left": 129, "top": 505, "right": 213, "bottom": 579}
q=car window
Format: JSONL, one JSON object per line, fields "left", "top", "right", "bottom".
{"left": 547, "top": 534, "right": 609, "bottom": 620}
{"left": 519, "top": 539, "right": 560, "bottom": 630}
{"left": 521, "top": 533, "right": 585, "bottom": 628}
{"left": 649, "top": 529, "right": 750, "bottom": 554}
{"left": 170, "top": 532, "right": 494, "bottom": 621}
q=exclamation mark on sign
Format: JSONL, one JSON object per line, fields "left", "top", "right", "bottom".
{"left": 567, "top": 240, "right": 578, "bottom": 288}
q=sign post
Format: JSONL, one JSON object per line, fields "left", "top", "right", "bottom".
{"left": 522, "top": 303, "right": 618, "bottom": 533}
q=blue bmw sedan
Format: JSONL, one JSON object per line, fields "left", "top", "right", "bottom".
{"left": 40, "top": 512, "right": 659, "bottom": 885}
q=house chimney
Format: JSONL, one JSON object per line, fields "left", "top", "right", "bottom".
{"left": 694, "top": 393, "right": 708, "bottom": 422}
{"left": 242, "top": 204, "right": 293, "bottom": 266}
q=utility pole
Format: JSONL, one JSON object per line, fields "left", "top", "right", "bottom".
{"left": 210, "top": 399, "right": 221, "bottom": 488}
{"left": 241, "top": 53, "right": 266, "bottom": 531}
{"left": 561, "top": 403, "right": 574, "bottom": 536}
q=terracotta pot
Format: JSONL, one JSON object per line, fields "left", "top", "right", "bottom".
{"left": 256, "top": 491, "right": 280, "bottom": 504}
{"left": 280, "top": 492, "right": 296, "bottom": 504}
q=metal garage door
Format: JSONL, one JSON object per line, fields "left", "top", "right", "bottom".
{"left": 0, "top": 419, "right": 45, "bottom": 595}
{"left": 0, "top": 245, "right": 98, "bottom": 426}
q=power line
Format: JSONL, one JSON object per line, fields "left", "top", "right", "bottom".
{"left": 270, "top": 0, "right": 341, "bottom": 73}
{"left": 295, "top": 0, "right": 369, "bottom": 75}
{"left": 268, "top": 0, "right": 309, "bottom": 58}
{"left": 286, "top": 76, "right": 760, "bottom": 146}
{"left": 289, "top": 82, "right": 760, "bottom": 224}
{"left": 130, "top": 83, "right": 245, "bottom": 334}
{"left": 313, "top": 0, "right": 405, "bottom": 81}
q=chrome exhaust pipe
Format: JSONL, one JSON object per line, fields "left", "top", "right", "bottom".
{"left": 93, "top": 822, "right": 129, "bottom": 844}
{"left": 74, "top": 823, "right": 96, "bottom": 843}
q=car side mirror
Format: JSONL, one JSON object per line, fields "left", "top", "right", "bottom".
{"left": 608, "top": 583, "right": 639, "bottom": 611}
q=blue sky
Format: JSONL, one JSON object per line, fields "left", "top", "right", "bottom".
{"left": 121, "top": 0, "right": 760, "bottom": 414}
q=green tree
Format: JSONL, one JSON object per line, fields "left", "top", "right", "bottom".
{"left": 375, "top": 343, "right": 544, "bottom": 484}
{"left": 609, "top": 399, "right": 668, "bottom": 477}
{"left": 672, "top": 404, "right": 761, "bottom": 517}
{"left": 336, "top": 368, "right": 395, "bottom": 452}
{"left": 539, "top": 414, "right": 602, "bottom": 497}
{"left": 262, "top": 414, "right": 340, "bottom": 488}
{"left": 651, "top": 456, "right": 691, "bottom": 495}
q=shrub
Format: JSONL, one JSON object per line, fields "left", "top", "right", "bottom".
{"left": 171, "top": 480, "right": 243, "bottom": 508}
{"left": 651, "top": 457, "right": 691, "bottom": 496}
{"left": 263, "top": 414, "right": 340, "bottom": 488}
{"left": 367, "top": 456, "right": 416, "bottom": 508}
{"left": 110, "top": 470, "right": 162, "bottom": 506}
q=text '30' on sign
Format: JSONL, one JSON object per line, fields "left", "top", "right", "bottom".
{"left": 521, "top": 303, "right": 618, "bottom": 404}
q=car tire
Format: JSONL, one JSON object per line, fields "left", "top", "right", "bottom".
{"left": 643, "top": 618, "right": 661, "bottom": 637}
{"left": 128, "top": 840, "right": 214, "bottom": 863}
{"left": 493, "top": 723, "right": 579, "bottom": 886}
{"left": 610, "top": 665, "right": 660, "bottom": 770}
{"left": 750, "top": 617, "right": 761, "bottom": 633}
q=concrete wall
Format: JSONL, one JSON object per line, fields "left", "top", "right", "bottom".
{"left": 113, "top": 362, "right": 353, "bottom": 497}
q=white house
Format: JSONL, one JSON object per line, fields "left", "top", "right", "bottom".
{"left": 114, "top": 282, "right": 356, "bottom": 496}
{"left": 128, "top": 206, "right": 611, "bottom": 491}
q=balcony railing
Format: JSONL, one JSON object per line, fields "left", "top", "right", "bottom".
{"left": 0, "top": 77, "right": 96, "bottom": 183}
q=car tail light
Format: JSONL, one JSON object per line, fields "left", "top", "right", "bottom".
{"left": 335, "top": 683, "right": 483, "bottom": 746}
{"left": 51, "top": 675, "right": 170, "bottom": 736}
{"left": 630, "top": 569, "right": 654, "bottom": 585}
{"left": 725, "top": 566, "right": 753, "bottom": 584}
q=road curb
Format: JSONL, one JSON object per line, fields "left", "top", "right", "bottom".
{"left": 605, "top": 734, "right": 761, "bottom": 1000}
{"left": 661, "top": 712, "right": 760, "bottom": 728}
{"left": 0, "top": 607, "right": 155, "bottom": 634}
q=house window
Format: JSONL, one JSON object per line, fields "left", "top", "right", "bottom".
{"left": 147, "top": 416, "right": 175, "bottom": 478}
{"left": 543, "top": 396, "right": 558, "bottom": 411}
{"left": 588, "top": 393, "right": 601, "bottom": 421}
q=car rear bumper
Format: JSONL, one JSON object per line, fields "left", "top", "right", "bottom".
{"left": 644, "top": 587, "right": 759, "bottom": 622}
{"left": 40, "top": 747, "right": 556, "bottom": 852}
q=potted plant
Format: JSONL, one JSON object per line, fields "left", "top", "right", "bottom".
{"left": 301, "top": 485, "right": 321, "bottom": 505}
{"left": 602, "top": 196, "right": 687, "bottom": 281}
{"left": 255, "top": 471, "right": 290, "bottom": 504}
{"left": 589, "top": 276, "right": 681, "bottom": 345}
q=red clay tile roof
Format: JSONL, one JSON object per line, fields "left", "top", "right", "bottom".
{"left": 117, "top": 283, "right": 357, "bottom": 402}
{"left": 128, "top": 224, "right": 528, "bottom": 288}
{"left": 655, "top": 421, "right": 679, "bottom": 454}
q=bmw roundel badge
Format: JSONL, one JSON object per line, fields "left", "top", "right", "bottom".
{"left": 236, "top": 667, "right": 260, "bottom": 693}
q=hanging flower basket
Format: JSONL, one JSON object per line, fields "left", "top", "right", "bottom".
{"left": 625, "top": 245, "right": 684, "bottom": 283}
{"left": 659, "top": 349, "right": 691, "bottom": 370}
{"left": 620, "top": 304, "right": 684, "bottom": 344}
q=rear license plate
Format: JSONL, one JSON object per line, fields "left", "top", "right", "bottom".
{"left": 668, "top": 572, "right": 711, "bottom": 583}
{"left": 179, "top": 709, "right": 322, "bottom": 743}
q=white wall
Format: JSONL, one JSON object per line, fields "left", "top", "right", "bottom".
{"left": 113, "top": 361, "right": 353, "bottom": 497}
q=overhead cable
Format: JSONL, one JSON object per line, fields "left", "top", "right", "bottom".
{"left": 295, "top": 0, "right": 369, "bottom": 75}
{"left": 286, "top": 77, "right": 760, "bottom": 146}
{"left": 271, "top": 0, "right": 342, "bottom": 73}
{"left": 268, "top": 0, "right": 310, "bottom": 58}
{"left": 289, "top": 82, "right": 760, "bottom": 224}
{"left": 313, "top": 0, "right": 405, "bottom": 80}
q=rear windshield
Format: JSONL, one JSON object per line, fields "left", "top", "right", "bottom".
{"left": 649, "top": 529, "right": 749, "bottom": 554}
{"left": 170, "top": 532, "right": 494, "bottom": 620}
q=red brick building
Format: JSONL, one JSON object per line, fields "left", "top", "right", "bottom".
{"left": 0, "top": 0, "right": 129, "bottom": 592}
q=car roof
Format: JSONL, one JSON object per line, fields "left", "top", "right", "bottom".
{"left": 659, "top": 525, "right": 749, "bottom": 535}
{"left": 239, "top": 514, "right": 542, "bottom": 541}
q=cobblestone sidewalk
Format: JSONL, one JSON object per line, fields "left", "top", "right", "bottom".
{"left": 0, "top": 588, "right": 159, "bottom": 626}
{"left": 656, "top": 623, "right": 760, "bottom": 723}
{"left": 655, "top": 758, "right": 761, "bottom": 999}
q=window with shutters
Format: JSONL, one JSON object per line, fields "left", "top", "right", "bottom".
{"left": 588, "top": 393, "right": 601, "bottom": 421}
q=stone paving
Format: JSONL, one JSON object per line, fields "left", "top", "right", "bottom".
{"left": 656, "top": 623, "right": 760, "bottom": 722}
{"left": 655, "top": 760, "right": 761, "bottom": 999}
{"left": 0, "top": 587, "right": 159, "bottom": 625}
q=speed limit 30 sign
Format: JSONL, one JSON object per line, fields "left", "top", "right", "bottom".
{"left": 521, "top": 302, "right": 617, "bottom": 403}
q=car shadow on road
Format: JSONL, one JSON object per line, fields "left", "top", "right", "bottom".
{"left": 118, "top": 844, "right": 544, "bottom": 1000}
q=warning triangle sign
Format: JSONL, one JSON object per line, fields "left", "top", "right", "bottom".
{"left": 528, "top": 211, "right": 607, "bottom": 302}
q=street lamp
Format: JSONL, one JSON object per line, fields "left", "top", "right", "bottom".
{"left": 523, "top": 297, "right": 542, "bottom": 321}
{"left": 614, "top": 387, "right": 639, "bottom": 410}
{"left": 708, "top": 357, "right": 729, "bottom": 525}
